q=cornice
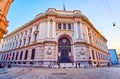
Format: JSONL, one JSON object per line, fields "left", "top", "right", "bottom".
{"left": 1, "top": 41, "right": 44, "bottom": 53}
{"left": 0, "top": 40, "right": 57, "bottom": 53}
{"left": 87, "top": 43, "right": 109, "bottom": 55}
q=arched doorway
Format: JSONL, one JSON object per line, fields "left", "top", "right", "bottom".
{"left": 58, "top": 36, "right": 73, "bottom": 63}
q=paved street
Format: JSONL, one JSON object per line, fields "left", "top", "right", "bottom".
{"left": 0, "top": 65, "right": 120, "bottom": 79}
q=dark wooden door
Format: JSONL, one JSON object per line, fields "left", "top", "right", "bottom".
{"left": 58, "top": 37, "right": 72, "bottom": 63}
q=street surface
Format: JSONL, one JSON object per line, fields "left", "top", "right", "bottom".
{"left": 0, "top": 65, "right": 120, "bottom": 79}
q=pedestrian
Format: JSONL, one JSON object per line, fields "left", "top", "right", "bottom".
{"left": 107, "top": 62, "right": 110, "bottom": 67}
{"left": 78, "top": 63, "right": 80, "bottom": 68}
{"left": 72, "top": 63, "right": 74, "bottom": 68}
{"left": 75, "top": 62, "right": 77, "bottom": 68}
{"left": 58, "top": 63, "right": 60, "bottom": 68}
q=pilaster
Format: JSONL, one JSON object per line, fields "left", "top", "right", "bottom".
{"left": 79, "top": 22, "right": 83, "bottom": 39}
{"left": 47, "top": 20, "right": 50, "bottom": 38}
{"left": 73, "top": 22, "right": 79, "bottom": 41}
{"left": 52, "top": 20, "right": 56, "bottom": 38}
{"left": 85, "top": 25, "right": 90, "bottom": 43}
{"left": 30, "top": 26, "right": 35, "bottom": 44}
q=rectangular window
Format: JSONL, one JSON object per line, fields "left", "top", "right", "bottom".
{"left": 9, "top": 53, "right": 11, "bottom": 60}
{"left": 68, "top": 24, "right": 71, "bottom": 30}
{"left": 58, "top": 23, "right": 61, "bottom": 29}
{"left": 92, "top": 50, "right": 95, "bottom": 59}
{"left": 2, "top": 54, "right": 5, "bottom": 60}
{"left": 12, "top": 52, "right": 15, "bottom": 60}
{"left": 24, "top": 50, "right": 28, "bottom": 60}
{"left": 6, "top": 54, "right": 8, "bottom": 60}
{"left": 28, "top": 37, "right": 31, "bottom": 43}
{"left": 34, "top": 34, "right": 37, "bottom": 42}
{"left": 16, "top": 52, "right": 19, "bottom": 60}
{"left": 31, "top": 49, "right": 35, "bottom": 60}
{"left": 26, "top": 31, "right": 27, "bottom": 35}
{"left": 63, "top": 23, "right": 66, "bottom": 29}
{"left": 19, "top": 51, "right": 23, "bottom": 60}
{"left": 24, "top": 39, "right": 26, "bottom": 45}
{"left": 19, "top": 40, "right": 22, "bottom": 46}
{"left": 3, "top": 54, "right": 5, "bottom": 60}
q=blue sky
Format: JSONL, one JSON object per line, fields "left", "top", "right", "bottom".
{"left": 7, "top": 0, "right": 120, "bottom": 53}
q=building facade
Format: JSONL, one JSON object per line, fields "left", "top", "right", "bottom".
{"left": 0, "top": 0, "right": 13, "bottom": 42}
{"left": 0, "top": 8, "right": 109, "bottom": 67}
{"left": 117, "top": 53, "right": 120, "bottom": 63}
{"left": 108, "top": 49, "right": 119, "bottom": 64}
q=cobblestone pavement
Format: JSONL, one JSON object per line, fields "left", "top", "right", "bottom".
{"left": 0, "top": 65, "right": 120, "bottom": 79}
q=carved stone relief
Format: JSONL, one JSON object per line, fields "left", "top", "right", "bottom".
{"left": 44, "top": 46, "right": 56, "bottom": 60}
{"left": 75, "top": 46, "right": 87, "bottom": 61}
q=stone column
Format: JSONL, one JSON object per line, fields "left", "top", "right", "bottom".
{"left": 73, "top": 45, "right": 76, "bottom": 62}
{"left": 21, "top": 32, "right": 25, "bottom": 46}
{"left": 80, "top": 22, "right": 83, "bottom": 39}
{"left": 85, "top": 25, "right": 90, "bottom": 43}
{"left": 74, "top": 22, "right": 79, "bottom": 41}
{"left": 38, "top": 23, "right": 41, "bottom": 40}
{"left": 17, "top": 36, "right": 19, "bottom": 48}
{"left": 26, "top": 30, "right": 29, "bottom": 45}
{"left": 6, "top": 41, "right": 8, "bottom": 50}
{"left": 52, "top": 20, "right": 56, "bottom": 38}
{"left": 11, "top": 38, "right": 13, "bottom": 49}
{"left": 8, "top": 39, "right": 11, "bottom": 50}
{"left": 31, "top": 26, "right": 35, "bottom": 44}
{"left": 90, "top": 30, "right": 93, "bottom": 44}
{"left": 4, "top": 42, "right": 6, "bottom": 51}
{"left": 47, "top": 20, "right": 50, "bottom": 38}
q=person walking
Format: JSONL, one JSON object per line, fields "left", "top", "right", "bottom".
{"left": 78, "top": 63, "right": 80, "bottom": 68}
{"left": 107, "top": 62, "right": 110, "bottom": 67}
{"left": 75, "top": 62, "right": 77, "bottom": 68}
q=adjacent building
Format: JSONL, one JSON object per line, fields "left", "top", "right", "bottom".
{"left": 0, "top": 0, "right": 13, "bottom": 42}
{"left": 0, "top": 8, "right": 110, "bottom": 67}
{"left": 108, "top": 49, "right": 119, "bottom": 64}
{"left": 117, "top": 53, "right": 120, "bottom": 63}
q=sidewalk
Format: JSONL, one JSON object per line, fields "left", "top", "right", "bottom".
{"left": 0, "top": 68, "right": 8, "bottom": 74}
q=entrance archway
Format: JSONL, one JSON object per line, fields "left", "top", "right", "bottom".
{"left": 58, "top": 36, "right": 72, "bottom": 63}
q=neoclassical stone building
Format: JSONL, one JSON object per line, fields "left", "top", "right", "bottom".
{"left": 0, "top": 8, "right": 110, "bottom": 67}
